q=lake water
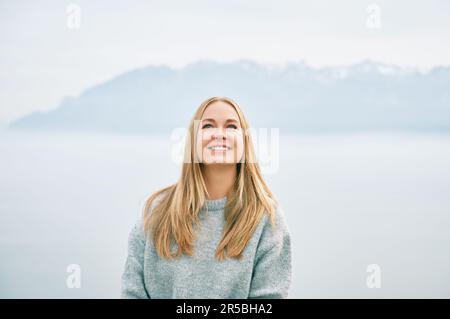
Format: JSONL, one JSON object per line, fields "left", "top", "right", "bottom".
{"left": 1, "top": 130, "right": 449, "bottom": 298}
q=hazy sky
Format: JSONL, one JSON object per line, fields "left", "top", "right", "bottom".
{"left": 1, "top": 0, "right": 449, "bottom": 125}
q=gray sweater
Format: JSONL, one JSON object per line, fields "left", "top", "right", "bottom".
{"left": 121, "top": 196, "right": 292, "bottom": 299}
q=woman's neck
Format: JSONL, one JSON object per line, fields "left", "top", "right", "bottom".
{"left": 202, "top": 164, "right": 237, "bottom": 200}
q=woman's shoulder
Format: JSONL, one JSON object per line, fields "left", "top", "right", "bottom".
{"left": 260, "top": 201, "right": 290, "bottom": 242}
{"left": 254, "top": 201, "right": 291, "bottom": 262}
{"left": 141, "top": 186, "right": 173, "bottom": 222}
{"left": 128, "top": 188, "right": 171, "bottom": 244}
{"left": 127, "top": 217, "right": 146, "bottom": 248}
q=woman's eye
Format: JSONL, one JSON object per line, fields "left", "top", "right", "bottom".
{"left": 202, "top": 124, "right": 213, "bottom": 129}
{"left": 227, "top": 124, "right": 238, "bottom": 129}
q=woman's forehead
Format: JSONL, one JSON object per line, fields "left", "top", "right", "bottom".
{"left": 201, "top": 101, "right": 240, "bottom": 122}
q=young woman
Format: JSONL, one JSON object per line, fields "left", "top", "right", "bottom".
{"left": 121, "top": 96, "right": 292, "bottom": 299}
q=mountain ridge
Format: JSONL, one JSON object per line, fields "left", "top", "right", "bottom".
{"left": 9, "top": 60, "right": 450, "bottom": 134}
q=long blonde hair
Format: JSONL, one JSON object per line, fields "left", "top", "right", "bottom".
{"left": 143, "top": 96, "right": 276, "bottom": 261}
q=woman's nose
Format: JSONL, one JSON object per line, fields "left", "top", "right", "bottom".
{"left": 211, "top": 129, "right": 226, "bottom": 140}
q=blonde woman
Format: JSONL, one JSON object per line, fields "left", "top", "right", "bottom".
{"left": 121, "top": 96, "right": 292, "bottom": 299}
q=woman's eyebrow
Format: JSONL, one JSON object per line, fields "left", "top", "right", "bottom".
{"left": 202, "top": 118, "right": 239, "bottom": 123}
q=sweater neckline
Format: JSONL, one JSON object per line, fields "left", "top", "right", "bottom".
{"left": 204, "top": 196, "right": 227, "bottom": 211}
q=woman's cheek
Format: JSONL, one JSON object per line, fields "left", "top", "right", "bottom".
{"left": 201, "top": 130, "right": 211, "bottom": 141}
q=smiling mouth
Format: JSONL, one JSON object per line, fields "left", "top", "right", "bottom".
{"left": 207, "top": 146, "right": 231, "bottom": 151}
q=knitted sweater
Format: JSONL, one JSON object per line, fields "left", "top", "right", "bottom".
{"left": 121, "top": 196, "right": 292, "bottom": 299}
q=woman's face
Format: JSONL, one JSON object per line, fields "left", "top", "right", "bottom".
{"left": 195, "top": 101, "right": 244, "bottom": 165}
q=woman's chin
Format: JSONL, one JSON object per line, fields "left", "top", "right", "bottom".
{"left": 203, "top": 157, "right": 237, "bottom": 165}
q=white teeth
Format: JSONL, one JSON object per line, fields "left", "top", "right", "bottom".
{"left": 208, "top": 146, "right": 231, "bottom": 150}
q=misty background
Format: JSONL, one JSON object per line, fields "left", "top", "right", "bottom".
{"left": 1, "top": 0, "right": 449, "bottom": 298}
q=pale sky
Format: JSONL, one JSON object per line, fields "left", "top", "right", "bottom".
{"left": 1, "top": 0, "right": 449, "bottom": 125}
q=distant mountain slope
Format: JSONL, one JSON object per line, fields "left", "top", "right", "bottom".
{"left": 9, "top": 60, "right": 450, "bottom": 133}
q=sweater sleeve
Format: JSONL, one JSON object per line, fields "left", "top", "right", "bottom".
{"left": 121, "top": 218, "right": 150, "bottom": 299}
{"left": 248, "top": 206, "right": 292, "bottom": 299}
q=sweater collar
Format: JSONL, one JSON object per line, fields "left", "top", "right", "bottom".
{"left": 204, "top": 196, "right": 227, "bottom": 211}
